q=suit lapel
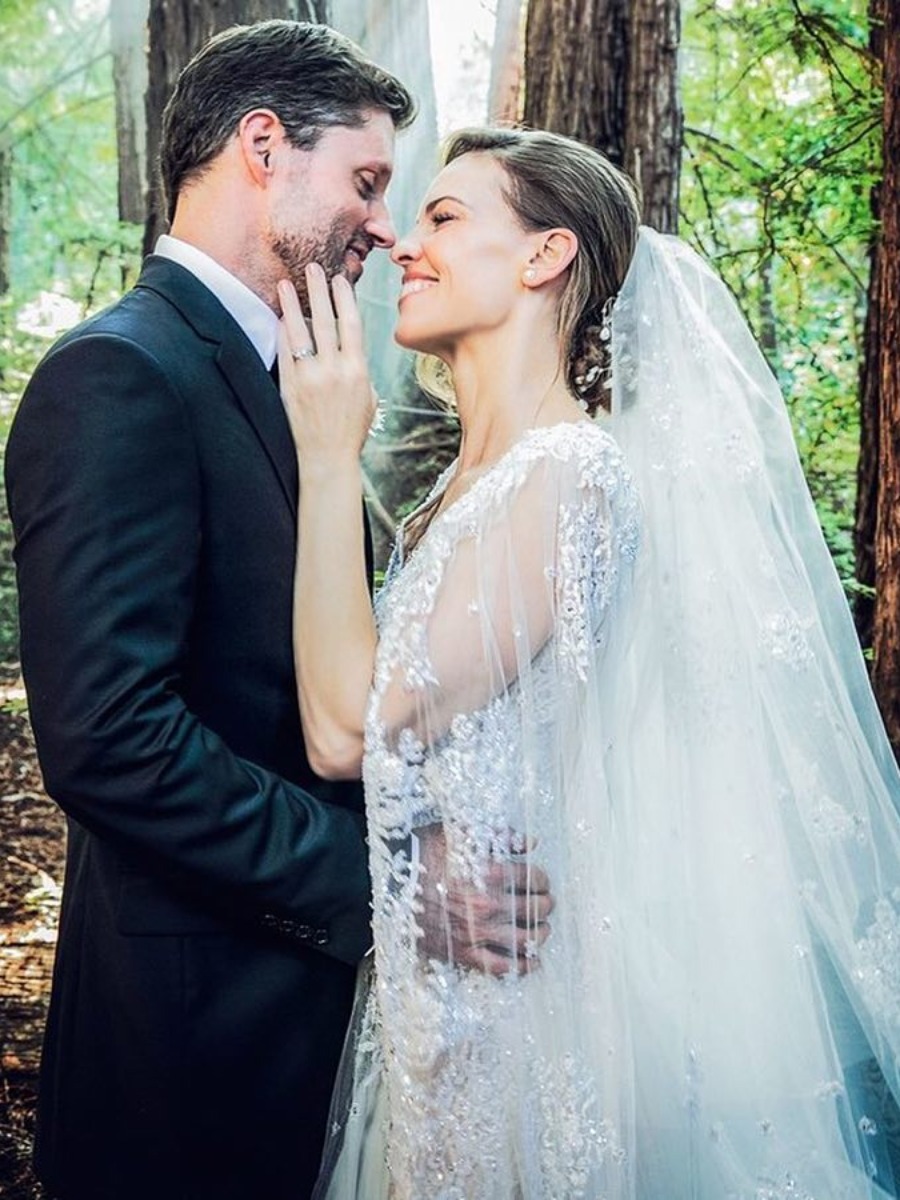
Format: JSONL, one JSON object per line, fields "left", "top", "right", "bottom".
{"left": 214, "top": 337, "right": 298, "bottom": 517}
{"left": 136, "top": 256, "right": 298, "bottom": 517}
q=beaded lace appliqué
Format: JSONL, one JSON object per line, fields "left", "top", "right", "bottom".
{"left": 854, "top": 888, "right": 900, "bottom": 1028}
{"left": 362, "top": 424, "right": 640, "bottom": 1198}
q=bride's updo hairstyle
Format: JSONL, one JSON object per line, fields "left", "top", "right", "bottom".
{"left": 419, "top": 127, "right": 641, "bottom": 415}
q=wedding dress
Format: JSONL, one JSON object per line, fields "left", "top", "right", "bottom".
{"left": 315, "top": 229, "right": 900, "bottom": 1199}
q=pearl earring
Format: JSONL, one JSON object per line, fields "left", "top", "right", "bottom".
{"left": 523, "top": 267, "right": 537, "bottom": 283}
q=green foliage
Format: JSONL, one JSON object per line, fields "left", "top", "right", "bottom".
{"left": 0, "top": 457, "right": 18, "bottom": 665}
{"left": 0, "top": 0, "right": 883, "bottom": 665}
{"left": 681, "top": 0, "right": 879, "bottom": 592}
{"left": 0, "top": 0, "right": 135, "bottom": 309}
{"left": 0, "top": 0, "right": 142, "bottom": 666}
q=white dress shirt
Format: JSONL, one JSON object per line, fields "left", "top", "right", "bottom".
{"left": 154, "top": 234, "right": 279, "bottom": 370}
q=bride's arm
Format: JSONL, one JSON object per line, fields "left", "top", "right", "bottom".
{"left": 377, "top": 468, "right": 557, "bottom": 740}
{"left": 278, "top": 268, "right": 378, "bottom": 780}
{"left": 280, "top": 269, "right": 555, "bottom": 975}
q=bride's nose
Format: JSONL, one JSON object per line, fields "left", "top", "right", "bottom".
{"left": 390, "top": 233, "right": 421, "bottom": 267}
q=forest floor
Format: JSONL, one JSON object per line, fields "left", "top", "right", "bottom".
{"left": 0, "top": 673, "right": 58, "bottom": 1200}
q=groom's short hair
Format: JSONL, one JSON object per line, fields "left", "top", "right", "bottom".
{"left": 159, "top": 20, "right": 415, "bottom": 222}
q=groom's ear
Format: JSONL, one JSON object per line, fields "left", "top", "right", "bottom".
{"left": 238, "top": 109, "right": 284, "bottom": 185}
{"left": 524, "top": 229, "right": 579, "bottom": 286}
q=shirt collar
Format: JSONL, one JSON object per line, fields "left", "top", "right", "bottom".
{"left": 154, "top": 234, "right": 279, "bottom": 369}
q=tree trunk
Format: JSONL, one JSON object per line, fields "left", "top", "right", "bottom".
{"left": 488, "top": 0, "right": 525, "bottom": 124}
{"left": 522, "top": 0, "right": 681, "bottom": 233}
{"left": 142, "top": 0, "right": 323, "bottom": 255}
{"left": 855, "top": 184, "right": 882, "bottom": 651}
{"left": 758, "top": 250, "right": 779, "bottom": 366}
{"left": 0, "top": 143, "right": 10, "bottom": 299}
{"left": 872, "top": 0, "right": 900, "bottom": 755}
{"left": 523, "top": 0, "right": 629, "bottom": 166}
{"left": 624, "top": 0, "right": 681, "bottom": 232}
{"left": 855, "top": 0, "right": 885, "bottom": 651}
{"left": 112, "top": 0, "right": 150, "bottom": 225}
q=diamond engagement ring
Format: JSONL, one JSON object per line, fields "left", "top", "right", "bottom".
{"left": 291, "top": 346, "right": 316, "bottom": 361}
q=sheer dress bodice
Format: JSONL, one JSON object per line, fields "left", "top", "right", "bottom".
{"left": 357, "top": 422, "right": 641, "bottom": 1199}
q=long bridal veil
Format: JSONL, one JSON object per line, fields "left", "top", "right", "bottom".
{"left": 605, "top": 227, "right": 900, "bottom": 1195}
{"left": 316, "top": 226, "right": 900, "bottom": 1199}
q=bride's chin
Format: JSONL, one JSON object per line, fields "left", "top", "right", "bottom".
{"left": 393, "top": 326, "right": 439, "bottom": 354}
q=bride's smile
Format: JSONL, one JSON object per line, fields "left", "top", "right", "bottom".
{"left": 390, "top": 153, "right": 552, "bottom": 358}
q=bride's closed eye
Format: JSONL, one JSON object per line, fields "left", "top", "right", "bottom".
{"left": 430, "top": 210, "right": 456, "bottom": 227}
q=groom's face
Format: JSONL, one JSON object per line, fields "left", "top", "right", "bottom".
{"left": 267, "top": 108, "right": 397, "bottom": 311}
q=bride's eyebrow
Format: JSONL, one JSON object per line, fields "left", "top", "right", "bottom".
{"left": 423, "top": 195, "right": 469, "bottom": 216}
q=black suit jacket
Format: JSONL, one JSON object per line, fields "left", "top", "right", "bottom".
{"left": 5, "top": 256, "right": 372, "bottom": 1200}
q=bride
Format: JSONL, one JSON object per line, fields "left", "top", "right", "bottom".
{"left": 278, "top": 127, "right": 900, "bottom": 1198}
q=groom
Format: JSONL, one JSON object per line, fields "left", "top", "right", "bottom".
{"left": 6, "top": 21, "right": 551, "bottom": 1200}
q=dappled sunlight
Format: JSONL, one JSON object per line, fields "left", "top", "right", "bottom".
{"left": 15, "top": 290, "right": 81, "bottom": 340}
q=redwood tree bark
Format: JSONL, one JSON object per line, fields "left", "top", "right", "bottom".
{"left": 522, "top": 0, "right": 681, "bottom": 233}
{"left": 488, "top": 0, "right": 526, "bottom": 124}
{"left": 142, "top": 0, "right": 326, "bottom": 254}
{"left": 0, "top": 143, "right": 10, "bottom": 299}
{"left": 523, "top": 0, "right": 629, "bottom": 166}
{"left": 855, "top": 215, "right": 881, "bottom": 651}
{"left": 854, "top": 0, "right": 884, "bottom": 652}
{"left": 872, "top": 0, "right": 900, "bottom": 754}
{"left": 624, "top": 0, "right": 681, "bottom": 232}
{"left": 112, "top": 0, "right": 149, "bottom": 225}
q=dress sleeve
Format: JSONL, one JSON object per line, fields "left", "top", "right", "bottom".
{"left": 376, "top": 427, "right": 637, "bottom": 744}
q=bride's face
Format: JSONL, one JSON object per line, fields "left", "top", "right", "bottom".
{"left": 390, "top": 153, "right": 536, "bottom": 356}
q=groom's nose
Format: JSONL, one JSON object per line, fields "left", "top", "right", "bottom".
{"left": 365, "top": 198, "right": 396, "bottom": 250}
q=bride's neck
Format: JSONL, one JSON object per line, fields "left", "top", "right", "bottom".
{"left": 449, "top": 330, "right": 578, "bottom": 473}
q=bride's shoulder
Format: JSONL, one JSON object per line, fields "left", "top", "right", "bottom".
{"left": 520, "top": 419, "right": 634, "bottom": 494}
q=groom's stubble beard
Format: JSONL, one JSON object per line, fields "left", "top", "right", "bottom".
{"left": 270, "top": 213, "right": 372, "bottom": 313}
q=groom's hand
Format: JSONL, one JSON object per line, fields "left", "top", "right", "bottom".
{"left": 414, "top": 824, "right": 554, "bottom": 976}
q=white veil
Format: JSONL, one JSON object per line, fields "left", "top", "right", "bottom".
{"left": 314, "top": 226, "right": 900, "bottom": 1199}
{"left": 604, "top": 226, "right": 900, "bottom": 1194}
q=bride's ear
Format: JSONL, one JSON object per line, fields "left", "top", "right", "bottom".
{"left": 522, "top": 229, "right": 579, "bottom": 287}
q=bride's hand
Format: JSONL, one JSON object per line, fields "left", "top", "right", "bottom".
{"left": 277, "top": 264, "right": 377, "bottom": 474}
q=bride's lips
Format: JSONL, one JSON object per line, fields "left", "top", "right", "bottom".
{"left": 399, "top": 274, "right": 438, "bottom": 303}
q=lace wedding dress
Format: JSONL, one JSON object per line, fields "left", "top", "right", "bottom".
{"left": 315, "top": 231, "right": 900, "bottom": 1199}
